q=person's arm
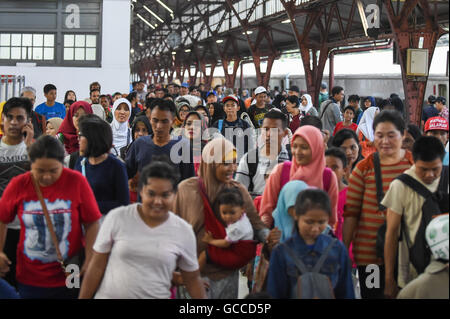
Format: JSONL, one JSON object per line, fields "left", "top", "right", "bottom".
{"left": 81, "top": 221, "right": 100, "bottom": 277}
{"left": 99, "top": 161, "right": 130, "bottom": 213}
{"left": 334, "top": 243, "right": 355, "bottom": 299}
{"left": 342, "top": 217, "right": 358, "bottom": 250}
{"left": 259, "top": 163, "right": 283, "bottom": 228}
{"left": 234, "top": 154, "right": 251, "bottom": 189}
{"left": 327, "top": 170, "right": 339, "bottom": 228}
{"left": 180, "top": 269, "right": 207, "bottom": 299}
{"left": 0, "top": 222, "right": 11, "bottom": 277}
{"left": 125, "top": 140, "right": 138, "bottom": 179}
{"left": 384, "top": 208, "right": 401, "bottom": 299}
{"left": 78, "top": 251, "right": 110, "bottom": 299}
{"left": 333, "top": 105, "right": 342, "bottom": 126}
{"left": 266, "top": 245, "right": 289, "bottom": 298}
{"left": 202, "top": 231, "right": 231, "bottom": 248}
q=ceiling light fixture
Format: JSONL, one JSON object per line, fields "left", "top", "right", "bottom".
{"left": 216, "top": 39, "right": 223, "bottom": 43}
{"left": 137, "top": 13, "right": 155, "bottom": 29}
{"left": 143, "top": 5, "right": 165, "bottom": 23}
{"left": 156, "top": 0, "right": 173, "bottom": 14}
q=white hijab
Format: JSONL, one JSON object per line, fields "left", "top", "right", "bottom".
{"left": 299, "top": 94, "right": 314, "bottom": 114}
{"left": 111, "top": 98, "right": 131, "bottom": 151}
{"left": 357, "top": 106, "right": 379, "bottom": 142}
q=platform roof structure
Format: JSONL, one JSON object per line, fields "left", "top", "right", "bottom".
{"left": 130, "top": 0, "right": 449, "bottom": 125}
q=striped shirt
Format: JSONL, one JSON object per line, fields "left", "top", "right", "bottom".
{"left": 343, "top": 151, "right": 413, "bottom": 265}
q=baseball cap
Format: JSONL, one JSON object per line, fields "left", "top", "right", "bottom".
{"left": 206, "top": 90, "right": 217, "bottom": 97}
{"left": 181, "top": 82, "right": 189, "bottom": 88}
{"left": 288, "top": 85, "right": 300, "bottom": 93}
{"left": 320, "top": 82, "right": 328, "bottom": 89}
{"left": 222, "top": 95, "right": 239, "bottom": 104}
{"left": 254, "top": 86, "right": 267, "bottom": 95}
{"left": 424, "top": 117, "right": 449, "bottom": 132}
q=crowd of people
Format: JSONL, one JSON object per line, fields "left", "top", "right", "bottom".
{"left": 0, "top": 79, "right": 448, "bottom": 299}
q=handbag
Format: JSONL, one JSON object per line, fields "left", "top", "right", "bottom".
{"left": 30, "top": 174, "right": 82, "bottom": 277}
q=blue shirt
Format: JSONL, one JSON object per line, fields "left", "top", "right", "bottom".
{"left": 74, "top": 154, "right": 129, "bottom": 215}
{"left": 35, "top": 102, "right": 66, "bottom": 120}
{"left": 267, "top": 232, "right": 354, "bottom": 299}
{"left": 125, "top": 135, "right": 195, "bottom": 183}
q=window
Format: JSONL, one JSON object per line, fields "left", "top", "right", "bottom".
{"left": 0, "top": 33, "right": 55, "bottom": 61}
{"left": 63, "top": 34, "right": 97, "bottom": 61}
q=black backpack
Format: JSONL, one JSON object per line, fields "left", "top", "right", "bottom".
{"left": 395, "top": 166, "right": 448, "bottom": 274}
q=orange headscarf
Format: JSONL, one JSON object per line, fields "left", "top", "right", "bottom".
{"left": 290, "top": 125, "right": 325, "bottom": 188}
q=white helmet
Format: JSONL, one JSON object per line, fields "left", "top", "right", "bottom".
{"left": 426, "top": 214, "right": 449, "bottom": 261}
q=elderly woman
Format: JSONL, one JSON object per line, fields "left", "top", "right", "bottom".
{"left": 79, "top": 161, "right": 206, "bottom": 299}
{"left": 0, "top": 135, "right": 101, "bottom": 299}
{"left": 343, "top": 110, "right": 413, "bottom": 299}
{"left": 174, "top": 138, "right": 278, "bottom": 299}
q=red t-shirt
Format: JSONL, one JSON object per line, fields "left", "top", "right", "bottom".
{"left": 333, "top": 121, "right": 358, "bottom": 136}
{"left": 0, "top": 168, "right": 102, "bottom": 288}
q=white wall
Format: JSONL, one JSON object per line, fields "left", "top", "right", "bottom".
{"left": 0, "top": 0, "right": 130, "bottom": 106}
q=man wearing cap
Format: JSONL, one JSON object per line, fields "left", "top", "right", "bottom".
{"left": 435, "top": 96, "right": 448, "bottom": 123}
{"left": 180, "top": 83, "right": 189, "bottom": 97}
{"left": 211, "top": 95, "right": 254, "bottom": 159}
{"left": 247, "top": 86, "right": 269, "bottom": 129}
{"left": 318, "top": 82, "right": 329, "bottom": 108}
{"left": 424, "top": 116, "right": 449, "bottom": 148}
{"left": 287, "top": 85, "right": 300, "bottom": 98}
{"left": 383, "top": 135, "right": 448, "bottom": 298}
{"left": 206, "top": 91, "right": 218, "bottom": 104}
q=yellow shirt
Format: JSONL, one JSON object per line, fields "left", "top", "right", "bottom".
{"left": 381, "top": 165, "right": 440, "bottom": 287}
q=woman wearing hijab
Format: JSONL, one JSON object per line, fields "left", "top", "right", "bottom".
{"left": 272, "top": 180, "right": 309, "bottom": 243}
{"left": 45, "top": 117, "right": 64, "bottom": 137}
{"left": 172, "top": 99, "right": 192, "bottom": 137}
{"left": 357, "top": 106, "right": 379, "bottom": 158}
{"left": 299, "top": 94, "right": 319, "bottom": 117}
{"left": 57, "top": 101, "right": 93, "bottom": 155}
{"left": 207, "top": 102, "right": 226, "bottom": 127}
{"left": 110, "top": 98, "right": 132, "bottom": 157}
{"left": 259, "top": 125, "right": 339, "bottom": 230}
{"left": 174, "top": 138, "right": 278, "bottom": 299}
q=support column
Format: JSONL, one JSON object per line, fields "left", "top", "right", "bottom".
{"left": 329, "top": 51, "right": 334, "bottom": 92}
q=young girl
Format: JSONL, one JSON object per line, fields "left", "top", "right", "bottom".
{"left": 267, "top": 189, "right": 354, "bottom": 299}
{"left": 198, "top": 187, "right": 254, "bottom": 271}
{"left": 333, "top": 106, "right": 358, "bottom": 136}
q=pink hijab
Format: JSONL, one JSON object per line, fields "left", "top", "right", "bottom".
{"left": 290, "top": 125, "right": 325, "bottom": 188}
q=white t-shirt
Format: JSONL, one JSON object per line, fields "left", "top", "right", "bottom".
{"left": 93, "top": 204, "right": 199, "bottom": 299}
{"left": 225, "top": 213, "right": 254, "bottom": 243}
{"left": 0, "top": 140, "right": 29, "bottom": 230}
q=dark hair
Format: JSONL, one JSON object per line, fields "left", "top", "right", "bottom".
{"left": 194, "top": 105, "right": 211, "bottom": 123}
{"left": 127, "top": 91, "right": 138, "bottom": 103}
{"left": 378, "top": 99, "right": 394, "bottom": 111}
{"left": 331, "top": 86, "right": 344, "bottom": 97}
{"left": 216, "top": 187, "right": 244, "bottom": 208}
{"left": 428, "top": 95, "right": 436, "bottom": 104}
{"left": 64, "top": 90, "right": 77, "bottom": 102}
{"left": 299, "top": 115, "right": 322, "bottom": 130}
{"left": 189, "top": 86, "right": 198, "bottom": 92}
{"left": 348, "top": 94, "right": 360, "bottom": 102}
{"left": 89, "top": 81, "right": 101, "bottom": 91}
{"left": 78, "top": 114, "right": 112, "bottom": 157}
{"left": 325, "top": 147, "right": 348, "bottom": 168}
{"left": 182, "top": 111, "right": 202, "bottom": 127}
{"left": 113, "top": 92, "right": 122, "bottom": 97}
{"left": 373, "top": 110, "right": 405, "bottom": 135}
{"left": 390, "top": 97, "right": 405, "bottom": 115}
{"left": 412, "top": 136, "right": 445, "bottom": 162}
{"left": 28, "top": 135, "right": 65, "bottom": 163}
{"left": 131, "top": 115, "right": 152, "bottom": 141}
{"left": 3, "top": 97, "right": 32, "bottom": 118}
{"left": 138, "top": 160, "right": 180, "bottom": 192}
{"left": 150, "top": 98, "right": 177, "bottom": 117}
{"left": 64, "top": 99, "right": 75, "bottom": 107}
{"left": 343, "top": 105, "right": 355, "bottom": 115}
{"left": 43, "top": 84, "right": 57, "bottom": 94}
{"left": 406, "top": 124, "right": 422, "bottom": 141}
{"left": 264, "top": 109, "right": 288, "bottom": 129}
{"left": 286, "top": 95, "right": 300, "bottom": 107}
{"left": 332, "top": 128, "right": 363, "bottom": 169}
{"left": 295, "top": 189, "right": 331, "bottom": 217}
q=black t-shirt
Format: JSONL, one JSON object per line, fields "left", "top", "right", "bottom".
{"left": 247, "top": 104, "right": 269, "bottom": 128}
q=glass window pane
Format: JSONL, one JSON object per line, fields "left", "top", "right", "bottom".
{"left": 22, "top": 47, "right": 27, "bottom": 59}
{"left": 44, "top": 34, "right": 54, "bottom": 47}
{"left": 22, "top": 34, "right": 32, "bottom": 46}
{"left": 43, "top": 48, "right": 54, "bottom": 60}
{"left": 75, "top": 35, "right": 85, "bottom": 47}
{"left": 28, "top": 47, "right": 32, "bottom": 59}
{"left": 33, "top": 34, "right": 43, "bottom": 47}
{"left": 64, "top": 48, "right": 74, "bottom": 60}
{"left": 0, "top": 47, "right": 10, "bottom": 59}
{"left": 86, "top": 48, "right": 96, "bottom": 60}
{"left": 86, "top": 35, "right": 96, "bottom": 47}
{"left": 0, "top": 34, "right": 10, "bottom": 46}
{"left": 32, "top": 47, "right": 43, "bottom": 60}
{"left": 11, "top": 47, "right": 21, "bottom": 59}
{"left": 11, "top": 34, "right": 21, "bottom": 46}
{"left": 64, "top": 34, "right": 74, "bottom": 47}
{"left": 75, "top": 47, "right": 85, "bottom": 60}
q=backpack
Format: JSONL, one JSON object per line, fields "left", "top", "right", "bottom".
{"left": 246, "top": 145, "right": 292, "bottom": 193}
{"left": 395, "top": 166, "right": 449, "bottom": 274}
{"left": 282, "top": 238, "right": 337, "bottom": 299}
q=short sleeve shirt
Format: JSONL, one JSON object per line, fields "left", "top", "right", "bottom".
{"left": 225, "top": 213, "right": 254, "bottom": 243}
